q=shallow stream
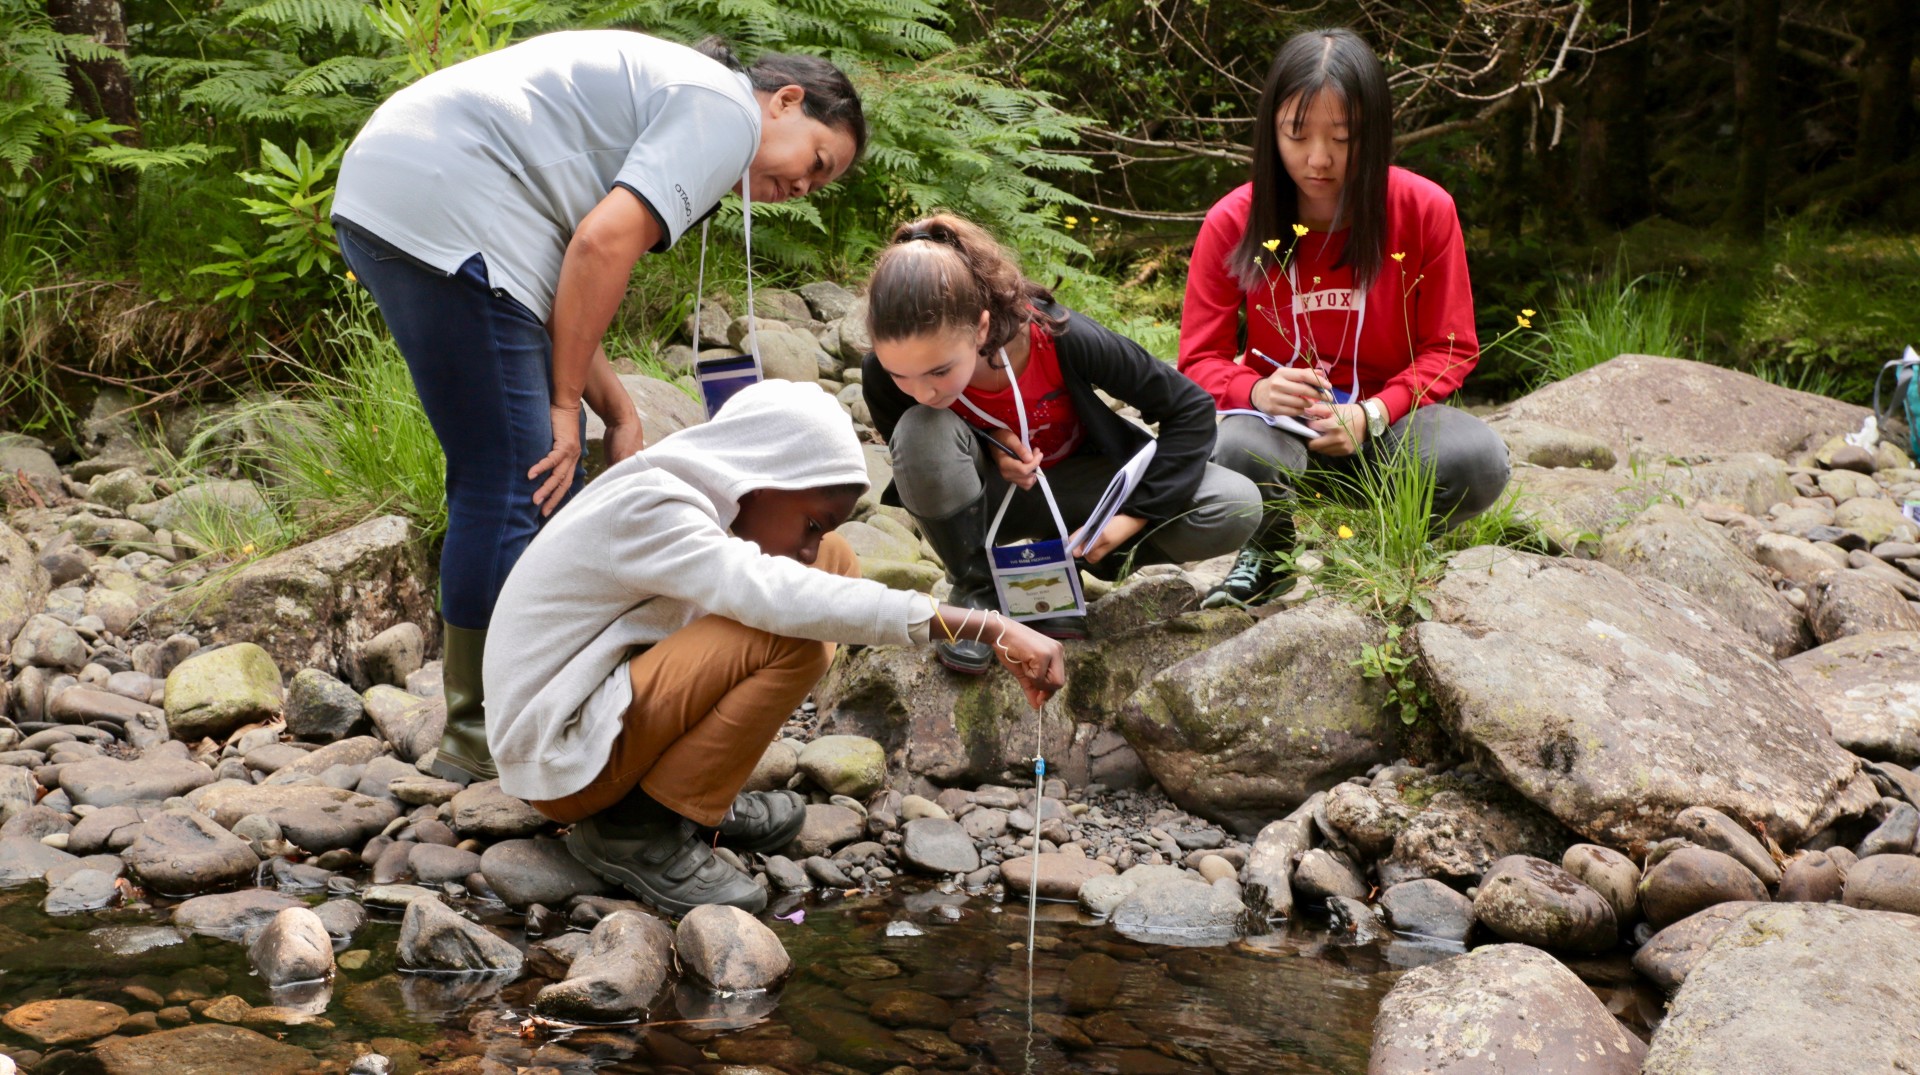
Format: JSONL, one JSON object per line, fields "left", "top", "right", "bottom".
{"left": 0, "top": 881, "right": 1425, "bottom": 1074}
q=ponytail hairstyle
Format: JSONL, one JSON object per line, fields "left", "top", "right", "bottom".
{"left": 865, "top": 213, "right": 1063, "bottom": 362}
{"left": 1231, "top": 28, "right": 1393, "bottom": 294}
{"left": 694, "top": 37, "right": 868, "bottom": 161}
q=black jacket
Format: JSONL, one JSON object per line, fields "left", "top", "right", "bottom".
{"left": 862, "top": 302, "right": 1218, "bottom": 523}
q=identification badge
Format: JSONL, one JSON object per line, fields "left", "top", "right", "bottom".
{"left": 989, "top": 537, "right": 1085, "bottom": 623}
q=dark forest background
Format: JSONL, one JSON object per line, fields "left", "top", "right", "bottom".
{"left": 3, "top": 0, "right": 1917, "bottom": 433}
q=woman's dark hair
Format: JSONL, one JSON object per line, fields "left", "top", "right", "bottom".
{"left": 865, "top": 214, "right": 1062, "bottom": 358}
{"left": 695, "top": 37, "right": 868, "bottom": 161}
{"left": 1231, "top": 28, "right": 1393, "bottom": 293}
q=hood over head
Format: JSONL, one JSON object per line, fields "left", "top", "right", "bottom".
{"left": 629, "top": 379, "right": 869, "bottom": 527}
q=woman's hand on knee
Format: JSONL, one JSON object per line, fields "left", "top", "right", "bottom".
{"left": 990, "top": 616, "right": 1066, "bottom": 709}
{"left": 529, "top": 403, "right": 584, "bottom": 515}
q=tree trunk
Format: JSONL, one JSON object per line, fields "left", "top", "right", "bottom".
{"left": 1724, "top": 0, "right": 1780, "bottom": 239}
{"left": 1578, "top": 0, "right": 1655, "bottom": 227}
{"left": 1855, "top": 0, "right": 1916, "bottom": 186}
{"left": 47, "top": 0, "right": 140, "bottom": 147}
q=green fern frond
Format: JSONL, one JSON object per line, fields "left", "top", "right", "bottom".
{"left": 81, "top": 142, "right": 231, "bottom": 172}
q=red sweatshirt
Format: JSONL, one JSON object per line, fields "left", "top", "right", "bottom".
{"left": 1178, "top": 166, "right": 1480, "bottom": 424}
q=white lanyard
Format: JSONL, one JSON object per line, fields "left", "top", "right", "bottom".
{"left": 956, "top": 348, "right": 1073, "bottom": 546}
{"left": 688, "top": 170, "right": 762, "bottom": 371}
{"left": 1283, "top": 257, "right": 1367, "bottom": 404}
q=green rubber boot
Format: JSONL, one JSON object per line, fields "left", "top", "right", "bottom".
{"left": 428, "top": 621, "right": 496, "bottom": 785}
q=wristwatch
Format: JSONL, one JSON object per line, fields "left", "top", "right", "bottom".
{"left": 1361, "top": 398, "right": 1388, "bottom": 439}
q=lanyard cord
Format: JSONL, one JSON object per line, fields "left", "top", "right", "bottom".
{"left": 1283, "top": 256, "right": 1367, "bottom": 403}
{"left": 958, "top": 347, "right": 1073, "bottom": 545}
{"left": 687, "top": 176, "right": 761, "bottom": 371}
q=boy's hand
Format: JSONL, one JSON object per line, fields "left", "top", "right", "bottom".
{"left": 991, "top": 617, "right": 1066, "bottom": 709}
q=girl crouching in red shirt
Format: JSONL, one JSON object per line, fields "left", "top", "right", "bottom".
{"left": 863, "top": 214, "right": 1261, "bottom": 673}
{"left": 1179, "top": 28, "right": 1511, "bottom": 609}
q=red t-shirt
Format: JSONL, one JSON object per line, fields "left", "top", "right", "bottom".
{"left": 1177, "top": 166, "right": 1481, "bottom": 423}
{"left": 956, "top": 322, "right": 1085, "bottom": 467}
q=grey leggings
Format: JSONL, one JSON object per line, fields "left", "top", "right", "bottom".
{"left": 889, "top": 405, "right": 1261, "bottom": 571}
{"left": 1212, "top": 404, "right": 1513, "bottom": 547}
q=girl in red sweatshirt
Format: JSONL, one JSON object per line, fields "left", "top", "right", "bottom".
{"left": 1178, "top": 27, "right": 1511, "bottom": 608}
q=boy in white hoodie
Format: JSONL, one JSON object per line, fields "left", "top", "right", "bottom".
{"left": 481, "top": 379, "right": 1064, "bottom": 913}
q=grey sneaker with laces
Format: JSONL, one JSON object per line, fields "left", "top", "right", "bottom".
{"left": 565, "top": 813, "right": 767, "bottom": 916}
{"left": 1200, "top": 544, "right": 1288, "bottom": 609}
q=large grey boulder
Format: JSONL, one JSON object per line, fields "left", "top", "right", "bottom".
{"left": 478, "top": 837, "right": 609, "bottom": 908}
{"left": 59, "top": 755, "right": 213, "bottom": 808}
{"left": 164, "top": 643, "right": 283, "bottom": 741}
{"left": 1805, "top": 570, "right": 1920, "bottom": 643}
{"left": 1599, "top": 503, "right": 1810, "bottom": 657}
{"left": 1378, "top": 774, "right": 1573, "bottom": 887}
{"left": 1485, "top": 417, "right": 1617, "bottom": 470}
{"left": 1630, "top": 902, "right": 1768, "bottom": 992}
{"left": 129, "top": 480, "right": 270, "bottom": 533}
{"left": 1472, "top": 855, "right": 1616, "bottom": 953}
{"left": 396, "top": 895, "right": 524, "bottom": 974}
{"left": 186, "top": 783, "right": 400, "bottom": 853}
{"left": 1368, "top": 943, "right": 1647, "bottom": 1074}
{"left": 123, "top": 810, "right": 260, "bottom": 896}
{"left": 675, "top": 904, "right": 792, "bottom": 991}
{"left": 1489, "top": 354, "right": 1868, "bottom": 462}
{"left": 247, "top": 906, "right": 335, "bottom": 987}
{"left": 1119, "top": 601, "right": 1394, "bottom": 832}
{"left": 146, "top": 515, "right": 434, "bottom": 681}
{"left": 0, "top": 520, "right": 50, "bottom": 651}
{"left": 1508, "top": 453, "right": 1793, "bottom": 550}
{"left": 1110, "top": 877, "right": 1248, "bottom": 945}
{"left": 535, "top": 909, "right": 673, "bottom": 1021}
{"left": 815, "top": 599, "right": 1251, "bottom": 787}
{"left": 1415, "top": 548, "right": 1875, "bottom": 847}
{"left": 1641, "top": 903, "right": 1920, "bottom": 1073}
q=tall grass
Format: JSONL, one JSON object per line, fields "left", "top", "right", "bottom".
{"left": 0, "top": 191, "right": 83, "bottom": 436}
{"left": 1277, "top": 419, "right": 1543, "bottom": 620}
{"left": 169, "top": 294, "right": 445, "bottom": 560}
{"left": 1518, "top": 265, "right": 1694, "bottom": 387}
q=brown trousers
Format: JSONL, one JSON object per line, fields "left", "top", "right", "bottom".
{"left": 530, "top": 532, "right": 859, "bottom": 827}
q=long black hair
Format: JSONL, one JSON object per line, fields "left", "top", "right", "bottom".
{"left": 1231, "top": 28, "right": 1393, "bottom": 294}
{"left": 695, "top": 37, "right": 868, "bottom": 160}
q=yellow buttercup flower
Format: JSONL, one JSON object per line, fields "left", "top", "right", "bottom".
{"left": 1336, "top": 525, "right": 1354, "bottom": 539}
{"left": 1516, "top": 314, "right": 1532, "bottom": 328}
{"left": 1262, "top": 238, "right": 1281, "bottom": 252}
{"left": 241, "top": 542, "right": 256, "bottom": 555}
{"left": 345, "top": 270, "right": 357, "bottom": 282}
{"left": 1090, "top": 215, "right": 1100, "bottom": 224}
{"left": 1064, "top": 216, "right": 1078, "bottom": 230}
{"left": 1292, "top": 223, "right": 1309, "bottom": 237}
{"left": 1390, "top": 252, "right": 1406, "bottom": 263}
{"left": 1522, "top": 308, "right": 1536, "bottom": 317}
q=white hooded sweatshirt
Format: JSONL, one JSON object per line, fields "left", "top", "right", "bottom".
{"left": 483, "top": 380, "right": 920, "bottom": 802}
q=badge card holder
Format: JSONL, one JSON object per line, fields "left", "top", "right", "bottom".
{"left": 985, "top": 474, "right": 1086, "bottom": 624}
{"left": 962, "top": 348, "right": 1087, "bottom": 624}
{"left": 689, "top": 174, "right": 765, "bottom": 419}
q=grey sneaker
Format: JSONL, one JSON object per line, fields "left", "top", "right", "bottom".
{"left": 698, "top": 789, "right": 807, "bottom": 854}
{"left": 565, "top": 814, "right": 767, "bottom": 916}
{"left": 1200, "top": 545, "right": 1287, "bottom": 609}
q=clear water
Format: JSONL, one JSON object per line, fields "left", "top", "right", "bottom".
{"left": 0, "top": 882, "right": 1413, "bottom": 1073}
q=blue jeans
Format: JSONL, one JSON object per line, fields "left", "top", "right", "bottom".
{"left": 335, "top": 219, "right": 584, "bottom": 631}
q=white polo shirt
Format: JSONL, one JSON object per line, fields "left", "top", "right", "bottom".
{"left": 333, "top": 30, "right": 760, "bottom": 322}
